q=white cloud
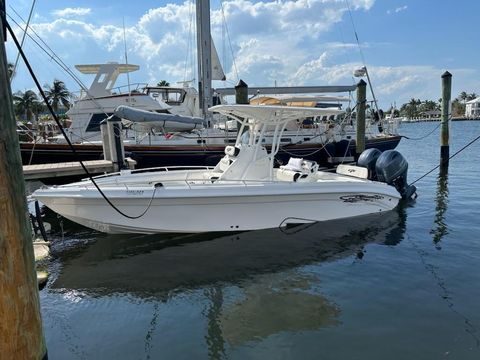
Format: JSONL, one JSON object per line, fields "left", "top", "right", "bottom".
{"left": 387, "top": 5, "right": 408, "bottom": 15}
{"left": 8, "top": 0, "right": 480, "bottom": 109}
{"left": 52, "top": 7, "right": 91, "bottom": 18}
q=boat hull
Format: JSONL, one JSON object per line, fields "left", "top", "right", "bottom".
{"left": 20, "top": 136, "right": 401, "bottom": 169}
{"left": 34, "top": 182, "right": 400, "bottom": 234}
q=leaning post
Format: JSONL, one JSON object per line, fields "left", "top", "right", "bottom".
{"left": 356, "top": 79, "right": 367, "bottom": 157}
{"left": 440, "top": 71, "right": 452, "bottom": 172}
{"left": 235, "top": 79, "right": 248, "bottom": 131}
{"left": 0, "top": 4, "right": 48, "bottom": 358}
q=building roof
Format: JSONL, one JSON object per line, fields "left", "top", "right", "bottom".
{"left": 466, "top": 97, "right": 480, "bottom": 104}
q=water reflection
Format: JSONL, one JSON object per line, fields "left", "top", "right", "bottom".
{"left": 219, "top": 273, "right": 341, "bottom": 348}
{"left": 204, "top": 287, "right": 226, "bottom": 359}
{"left": 49, "top": 209, "right": 407, "bottom": 297}
{"left": 44, "top": 208, "right": 408, "bottom": 357}
{"left": 430, "top": 172, "right": 449, "bottom": 248}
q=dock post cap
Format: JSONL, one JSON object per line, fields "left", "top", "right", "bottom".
{"left": 235, "top": 79, "right": 248, "bottom": 89}
{"left": 357, "top": 79, "right": 367, "bottom": 87}
{"left": 442, "top": 71, "right": 452, "bottom": 78}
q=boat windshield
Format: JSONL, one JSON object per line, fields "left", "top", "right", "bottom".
{"left": 146, "top": 87, "right": 187, "bottom": 105}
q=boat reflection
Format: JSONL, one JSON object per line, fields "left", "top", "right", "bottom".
{"left": 50, "top": 207, "right": 408, "bottom": 297}
{"left": 46, "top": 207, "right": 409, "bottom": 356}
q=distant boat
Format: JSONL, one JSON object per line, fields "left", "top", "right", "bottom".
{"left": 19, "top": 62, "right": 400, "bottom": 169}
{"left": 19, "top": 0, "right": 401, "bottom": 169}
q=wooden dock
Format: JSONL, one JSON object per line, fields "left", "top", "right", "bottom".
{"left": 23, "top": 160, "right": 115, "bottom": 180}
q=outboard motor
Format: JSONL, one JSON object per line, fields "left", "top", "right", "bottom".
{"left": 357, "top": 148, "right": 382, "bottom": 180}
{"left": 375, "top": 150, "right": 417, "bottom": 199}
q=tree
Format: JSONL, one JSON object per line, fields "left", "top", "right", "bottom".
{"left": 157, "top": 80, "right": 170, "bottom": 87}
{"left": 13, "top": 90, "right": 39, "bottom": 122}
{"left": 452, "top": 98, "right": 465, "bottom": 117}
{"left": 467, "top": 92, "right": 478, "bottom": 101}
{"left": 459, "top": 91, "right": 468, "bottom": 103}
{"left": 43, "top": 79, "right": 71, "bottom": 113}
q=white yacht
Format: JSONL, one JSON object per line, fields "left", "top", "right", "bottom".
{"left": 33, "top": 105, "right": 415, "bottom": 234}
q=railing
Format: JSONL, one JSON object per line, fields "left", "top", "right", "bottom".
{"left": 79, "top": 173, "right": 300, "bottom": 191}
{"left": 89, "top": 165, "right": 215, "bottom": 180}
{"left": 74, "top": 83, "right": 149, "bottom": 99}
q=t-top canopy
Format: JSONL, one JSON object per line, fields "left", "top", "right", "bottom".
{"left": 75, "top": 63, "right": 139, "bottom": 74}
{"left": 209, "top": 104, "right": 344, "bottom": 125}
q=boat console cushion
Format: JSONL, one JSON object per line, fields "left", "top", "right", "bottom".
{"left": 336, "top": 164, "right": 369, "bottom": 179}
{"left": 281, "top": 157, "right": 304, "bottom": 172}
{"left": 276, "top": 168, "right": 301, "bottom": 182}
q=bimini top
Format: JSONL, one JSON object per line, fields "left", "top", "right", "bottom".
{"left": 75, "top": 63, "right": 139, "bottom": 74}
{"left": 74, "top": 62, "right": 141, "bottom": 98}
{"left": 209, "top": 104, "right": 344, "bottom": 125}
{"left": 250, "top": 95, "right": 350, "bottom": 106}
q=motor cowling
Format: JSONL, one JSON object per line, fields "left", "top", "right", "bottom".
{"left": 357, "top": 148, "right": 382, "bottom": 180}
{"left": 375, "top": 150, "right": 416, "bottom": 199}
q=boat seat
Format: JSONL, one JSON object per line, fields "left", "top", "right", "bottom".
{"left": 280, "top": 157, "right": 319, "bottom": 174}
{"left": 336, "top": 164, "right": 369, "bottom": 179}
{"left": 276, "top": 168, "right": 302, "bottom": 182}
{"left": 280, "top": 157, "right": 303, "bottom": 172}
{"left": 224, "top": 145, "right": 240, "bottom": 157}
{"left": 276, "top": 168, "right": 311, "bottom": 182}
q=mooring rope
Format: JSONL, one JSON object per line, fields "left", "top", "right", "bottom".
{"left": 411, "top": 130, "right": 480, "bottom": 185}
{"left": 6, "top": 19, "right": 156, "bottom": 220}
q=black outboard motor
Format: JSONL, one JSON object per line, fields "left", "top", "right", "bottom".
{"left": 375, "top": 150, "right": 417, "bottom": 199}
{"left": 357, "top": 148, "right": 382, "bottom": 180}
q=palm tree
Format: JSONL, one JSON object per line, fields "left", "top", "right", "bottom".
{"left": 157, "top": 80, "right": 170, "bottom": 87}
{"left": 452, "top": 98, "right": 465, "bottom": 117}
{"left": 459, "top": 91, "right": 468, "bottom": 103}
{"left": 43, "top": 79, "right": 71, "bottom": 113}
{"left": 467, "top": 92, "right": 478, "bottom": 101}
{"left": 13, "top": 90, "right": 39, "bottom": 122}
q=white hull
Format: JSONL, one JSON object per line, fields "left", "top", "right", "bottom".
{"left": 34, "top": 105, "right": 409, "bottom": 235}
{"left": 35, "top": 181, "right": 399, "bottom": 234}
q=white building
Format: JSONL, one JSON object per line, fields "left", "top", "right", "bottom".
{"left": 465, "top": 98, "right": 480, "bottom": 118}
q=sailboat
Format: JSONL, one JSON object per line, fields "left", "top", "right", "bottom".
{"left": 33, "top": 104, "right": 415, "bottom": 234}
{"left": 19, "top": 0, "right": 401, "bottom": 170}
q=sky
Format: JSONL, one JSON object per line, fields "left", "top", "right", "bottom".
{"left": 6, "top": 0, "right": 480, "bottom": 109}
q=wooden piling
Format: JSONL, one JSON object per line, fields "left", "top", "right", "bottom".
{"left": 100, "top": 119, "right": 111, "bottom": 161}
{"left": 356, "top": 79, "right": 367, "bottom": 156}
{"left": 0, "top": 10, "right": 48, "bottom": 359}
{"left": 107, "top": 116, "right": 125, "bottom": 172}
{"left": 235, "top": 79, "right": 248, "bottom": 131}
{"left": 235, "top": 79, "right": 249, "bottom": 105}
{"left": 440, "top": 71, "right": 452, "bottom": 171}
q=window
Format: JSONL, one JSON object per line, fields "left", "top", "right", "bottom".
{"left": 86, "top": 113, "right": 114, "bottom": 132}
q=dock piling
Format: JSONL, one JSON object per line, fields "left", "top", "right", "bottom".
{"left": 235, "top": 80, "right": 248, "bottom": 131}
{"left": 440, "top": 71, "right": 452, "bottom": 172}
{"left": 100, "top": 119, "right": 112, "bottom": 161}
{"left": 0, "top": 11, "right": 47, "bottom": 359}
{"left": 356, "top": 79, "right": 367, "bottom": 157}
{"left": 107, "top": 116, "right": 125, "bottom": 172}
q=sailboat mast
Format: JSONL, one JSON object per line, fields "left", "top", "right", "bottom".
{"left": 196, "top": 0, "right": 213, "bottom": 122}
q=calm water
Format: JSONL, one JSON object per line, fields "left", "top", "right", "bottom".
{"left": 38, "top": 121, "right": 480, "bottom": 359}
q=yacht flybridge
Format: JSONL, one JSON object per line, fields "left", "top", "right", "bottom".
{"left": 33, "top": 105, "right": 415, "bottom": 234}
